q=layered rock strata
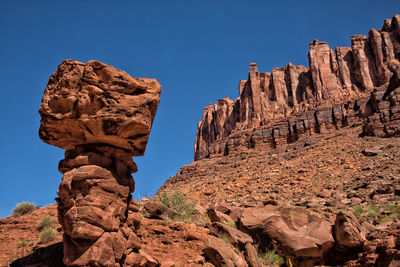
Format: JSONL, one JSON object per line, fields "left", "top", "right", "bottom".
{"left": 195, "top": 15, "right": 400, "bottom": 160}
{"left": 39, "top": 60, "right": 160, "bottom": 266}
{"left": 362, "top": 59, "right": 400, "bottom": 137}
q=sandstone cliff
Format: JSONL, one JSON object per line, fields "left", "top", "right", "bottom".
{"left": 194, "top": 15, "right": 400, "bottom": 161}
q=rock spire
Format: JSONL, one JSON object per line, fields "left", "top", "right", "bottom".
{"left": 39, "top": 60, "right": 161, "bottom": 266}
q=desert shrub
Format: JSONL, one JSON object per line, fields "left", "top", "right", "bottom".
{"left": 176, "top": 214, "right": 196, "bottom": 223}
{"left": 382, "top": 202, "right": 399, "bottom": 213}
{"left": 366, "top": 209, "right": 377, "bottom": 217}
{"left": 13, "top": 202, "right": 35, "bottom": 217}
{"left": 367, "top": 204, "right": 380, "bottom": 217}
{"left": 18, "top": 241, "right": 27, "bottom": 248}
{"left": 158, "top": 191, "right": 196, "bottom": 216}
{"left": 219, "top": 234, "right": 231, "bottom": 244}
{"left": 37, "top": 215, "right": 54, "bottom": 231}
{"left": 225, "top": 221, "right": 237, "bottom": 228}
{"left": 353, "top": 205, "right": 364, "bottom": 216}
{"left": 40, "top": 227, "right": 57, "bottom": 243}
{"left": 393, "top": 196, "right": 400, "bottom": 201}
{"left": 259, "top": 250, "right": 285, "bottom": 266}
{"left": 378, "top": 215, "right": 391, "bottom": 224}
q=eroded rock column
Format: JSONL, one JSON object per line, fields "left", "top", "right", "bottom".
{"left": 39, "top": 60, "right": 160, "bottom": 266}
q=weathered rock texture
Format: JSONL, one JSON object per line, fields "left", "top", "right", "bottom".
{"left": 39, "top": 60, "right": 160, "bottom": 266}
{"left": 362, "top": 59, "right": 400, "bottom": 137}
{"left": 239, "top": 205, "right": 334, "bottom": 266}
{"left": 195, "top": 15, "right": 400, "bottom": 160}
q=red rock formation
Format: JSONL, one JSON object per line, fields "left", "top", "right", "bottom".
{"left": 194, "top": 15, "right": 400, "bottom": 161}
{"left": 39, "top": 60, "right": 161, "bottom": 266}
{"left": 362, "top": 59, "right": 400, "bottom": 137}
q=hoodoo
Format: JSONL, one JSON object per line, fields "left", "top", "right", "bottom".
{"left": 39, "top": 60, "right": 161, "bottom": 266}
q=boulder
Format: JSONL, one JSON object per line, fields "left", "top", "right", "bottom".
{"left": 203, "top": 238, "right": 248, "bottom": 267}
{"left": 207, "top": 207, "right": 235, "bottom": 224}
{"left": 244, "top": 243, "right": 262, "bottom": 267}
{"left": 211, "top": 222, "right": 253, "bottom": 248}
{"left": 334, "top": 212, "right": 366, "bottom": 249}
{"left": 39, "top": 60, "right": 161, "bottom": 155}
{"left": 239, "top": 205, "right": 334, "bottom": 264}
{"left": 143, "top": 201, "right": 179, "bottom": 220}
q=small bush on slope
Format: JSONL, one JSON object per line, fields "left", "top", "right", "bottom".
{"left": 225, "top": 221, "right": 237, "bottom": 228}
{"left": 37, "top": 215, "right": 54, "bottom": 231}
{"left": 259, "top": 250, "right": 285, "bottom": 266}
{"left": 40, "top": 227, "right": 57, "bottom": 243}
{"left": 158, "top": 191, "right": 196, "bottom": 216}
{"left": 12, "top": 202, "right": 36, "bottom": 217}
{"left": 158, "top": 191, "right": 196, "bottom": 222}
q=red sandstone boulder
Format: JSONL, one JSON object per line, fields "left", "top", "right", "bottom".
{"left": 239, "top": 205, "right": 334, "bottom": 265}
{"left": 203, "top": 238, "right": 248, "bottom": 267}
{"left": 39, "top": 60, "right": 161, "bottom": 156}
{"left": 243, "top": 243, "right": 262, "bottom": 267}
{"left": 334, "top": 212, "right": 366, "bottom": 249}
{"left": 211, "top": 222, "right": 253, "bottom": 248}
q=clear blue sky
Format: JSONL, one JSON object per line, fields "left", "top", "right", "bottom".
{"left": 0, "top": 0, "right": 398, "bottom": 218}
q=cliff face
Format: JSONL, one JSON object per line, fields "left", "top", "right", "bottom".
{"left": 194, "top": 15, "right": 400, "bottom": 161}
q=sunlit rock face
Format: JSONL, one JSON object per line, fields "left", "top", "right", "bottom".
{"left": 194, "top": 14, "right": 400, "bottom": 161}
{"left": 39, "top": 60, "right": 160, "bottom": 266}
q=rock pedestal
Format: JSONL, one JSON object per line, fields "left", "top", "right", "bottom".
{"left": 39, "top": 60, "right": 161, "bottom": 266}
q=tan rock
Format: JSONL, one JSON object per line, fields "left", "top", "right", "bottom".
{"left": 203, "top": 238, "right": 248, "bottom": 267}
{"left": 239, "top": 205, "right": 334, "bottom": 263}
{"left": 244, "top": 243, "right": 262, "bottom": 267}
{"left": 143, "top": 201, "right": 179, "bottom": 219}
{"left": 334, "top": 212, "right": 366, "bottom": 249}
{"left": 212, "top": 222, "right": 253, "bottom": 248}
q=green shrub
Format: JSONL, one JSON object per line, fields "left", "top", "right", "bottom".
{"left": 37, "top": 215, "right": 54, "bottom": 231}
{"left": 383, "top": 202, "right": 398, "bottom": 213}
{"left": 369, "top": 204, "right": 380, "bottom": 213}
{"left": 366, "top": 209, "right": 377, "bottom": 217}
{"left": 225, "top": 221, "right": 237, "bottom": 228}
{"left": 158, "top": 191, "right": 196, "bottom": 216}
{"left": 40, "top": 227, "right": 57, "bottom": 243}
{"left": 259, "top": 250, "right": 285, "bottom": 266}
{"left": 219, "top": 234, "right": 231, "bottom": 244}
{"left": 18, "top": 241, "right": 27, "bottom": 248}
{"left": 367, "top": 204, "right": 380, "bottom": 217}
{"left": 353, "top": 206, "right": 363, "bottom": 216}
{"left": 13, "top": 202, "right": 36, "bottom": 217}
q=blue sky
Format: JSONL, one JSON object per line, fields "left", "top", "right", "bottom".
{"left": 0, "top": 0, "right": 398, "bottom": 218}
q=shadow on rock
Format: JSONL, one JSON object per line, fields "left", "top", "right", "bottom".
{"left": 10, "top": 242, "right": 65, "bottom": 267}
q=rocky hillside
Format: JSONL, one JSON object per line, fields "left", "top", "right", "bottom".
{"left": 159, "top": 14, "right": 400, "bottom": 266}
{"left": 194, "top": 15, "right": 400, "bottom": 161}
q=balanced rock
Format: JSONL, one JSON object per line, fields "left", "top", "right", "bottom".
{"left": 39, "top": 60, "right": 161, "bottom": 266}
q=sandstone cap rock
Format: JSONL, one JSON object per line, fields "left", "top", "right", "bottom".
{"left": 39, "top": 59, "right": 161, "bottom": 156}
